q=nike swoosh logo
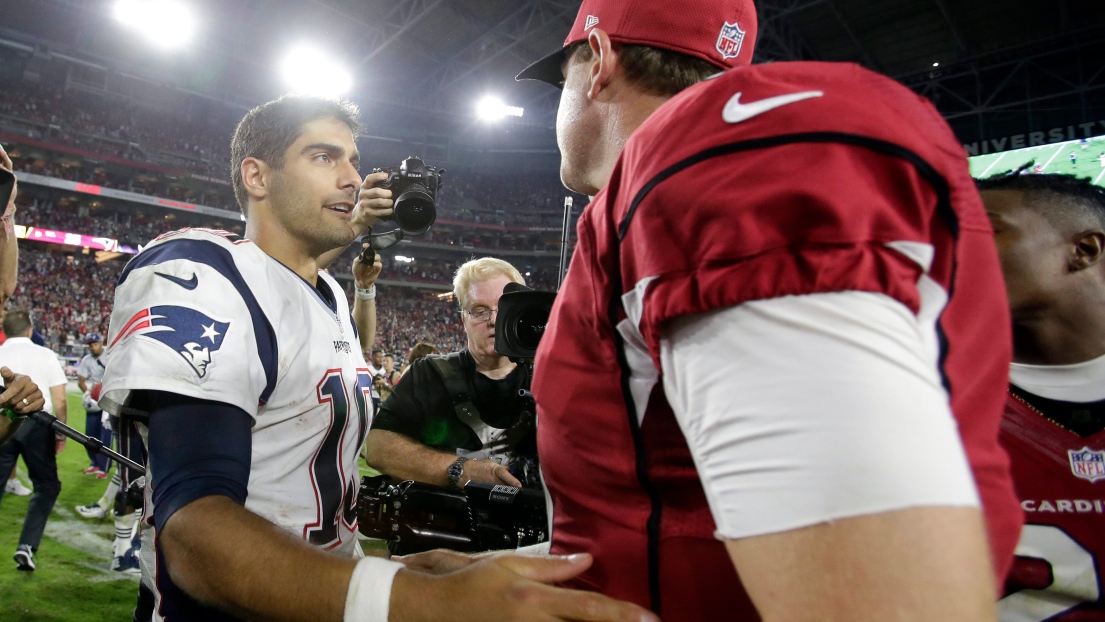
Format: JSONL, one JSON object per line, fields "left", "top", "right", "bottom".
{"left": 155, "top": 272, "right": 199, "bottom": 290}
{"left": 722, "top": 90, "right": 824, "bottom": 124}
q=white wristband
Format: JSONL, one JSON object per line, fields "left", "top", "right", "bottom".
{"left": 355, "top": 284, "right": 377, "bottom": 301}
{"left": 515, "top": 541, "right": 551, "bottom": 556}
{"left": 344, "top": 556, "right": 404, "bottom": 622}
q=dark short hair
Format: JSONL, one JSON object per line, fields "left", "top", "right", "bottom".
{"left": 3, "top": 309, "right": 31, "bottom": 336}
{"left": 976, "top": 162, "right": 1105, "bottom": 229}
{"left": 230, "top": 95, "right": 363, "bottom": 215}
{"left": 566, "top": 41, "right": 720, "bottom": 97}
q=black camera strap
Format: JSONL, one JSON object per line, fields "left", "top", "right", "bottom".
{"left": 427, "top": 352, "right": 481, "bottom": 423}
{"left": 427, "top": 353, "right": 542, "bottom": 487}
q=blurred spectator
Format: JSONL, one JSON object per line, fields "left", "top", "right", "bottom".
{"left": 402, "top": 341, "right": 439, "bottom": 377}
{"left": 0, "top": 309, "right": 68, "bottom": 572}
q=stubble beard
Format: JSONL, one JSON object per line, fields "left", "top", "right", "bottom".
{"left": 270, "top": 174, "right": 356, "bottom": 258}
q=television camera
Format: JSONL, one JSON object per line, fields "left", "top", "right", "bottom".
{"left": 357, "top": 476, "right": 548, "bottom": 556}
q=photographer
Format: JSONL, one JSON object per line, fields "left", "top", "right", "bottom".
{"left": 366, "top": 257, "right": 533, "bottom": 489}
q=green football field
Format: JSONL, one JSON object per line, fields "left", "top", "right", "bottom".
{"left": 0, "top": 392, "right": 387, "bottom": 621}
{"left": 969, "top": 136, "right": 1105, "bottom": 186}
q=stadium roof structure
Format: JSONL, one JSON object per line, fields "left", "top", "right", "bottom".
{"left": 0, "top": 0, "right": 1103, "bottom": 167}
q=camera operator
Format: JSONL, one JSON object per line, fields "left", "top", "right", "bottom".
{"left": 366, "top": 257, "right": 533, "bottom": 489}
{"left": 0, "top": 145, "right": 48, "bottom": 447}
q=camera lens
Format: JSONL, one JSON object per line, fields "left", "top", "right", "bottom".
{"left": 393, "top": 183, "right": 436, "bottom": 235}
{"left": 510, "top": 304, "right": 551, "bottom": 352}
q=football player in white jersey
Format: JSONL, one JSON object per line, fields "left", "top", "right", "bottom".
{"left": 100, "top": 95, "right": 652, "bottom": 622}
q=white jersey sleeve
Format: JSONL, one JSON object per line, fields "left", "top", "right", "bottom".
{"left": 660, "top": 290, "right": 980, "bottom": 540}
{"left": 100, "top": 234, "right": 276, "bottom": 418}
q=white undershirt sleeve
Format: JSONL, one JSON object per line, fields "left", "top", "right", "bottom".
{"left": 659, "top": 290, "right": 980, "bottom": 540}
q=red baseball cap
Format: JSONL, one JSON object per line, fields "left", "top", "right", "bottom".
{"left": 516, "top": 0, "right": 758, "bottom": 87}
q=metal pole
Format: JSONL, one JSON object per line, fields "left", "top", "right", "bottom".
{"left": 557, "top": 196, "right": 574, "bottom": 290}
{"left": 29, "top": 411, "right": 146, "bottom": 475}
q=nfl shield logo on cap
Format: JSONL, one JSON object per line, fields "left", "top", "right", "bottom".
{"left": 1068, "top": 447, "right": 1105, "bottom": 482}
{"left": 716, "top": 21, "right": 746, "bottom": 60}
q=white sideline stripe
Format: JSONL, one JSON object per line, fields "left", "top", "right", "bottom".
{"left": 42, "top": 507, "right": 140, "bottom": 582}
{"left": 980, "top": 151, "right": 1007, "bottom": 177}
{"left": 1041, "top": 144, "right": 1064, "bottom": 171}
{"left": 1094, "top": 166, "right": 1105, "bottom": 186}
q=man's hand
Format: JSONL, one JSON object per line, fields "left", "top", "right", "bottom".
{"left": 55, "top": 435, "right": 66, "bottom": 455}
{"left": 0, "top": 367, "right": 44, "bottom": 415}
{"left": 394, "top": 548, "right": 497, "bottom": 575}
{"left": 351, "top": 171, "right": 394, "bottom": 238}
{"left": 463, "top": 458, "right": 522, "bottom": 488}
{"left": 389, "top": 552, "right": 659, "bottom": 622}
{"left": 353, "top": 243, "right": 383, "bottom": 289}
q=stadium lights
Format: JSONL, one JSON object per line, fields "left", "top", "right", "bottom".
{"left": 113, "top": 0, "right": 197, "bottom": 51}
{"left": 280, "top": 45, "right": 353, "bottom": 98}
{"left": 477, "top": 96, "right": 524, "bottom": 122}
{"left": 933, "top": 62, "right": 940, "bottom": 67}
{"left": 394, "top": 255, "right": 415, "bottom": 263}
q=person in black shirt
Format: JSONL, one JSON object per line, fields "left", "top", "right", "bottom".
{"left": 367, "top": 258, "right": 533, "bottom": 488}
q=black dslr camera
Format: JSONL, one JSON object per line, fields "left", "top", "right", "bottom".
{"left": 358, "top": 476, "right": 548, "bottom": 556}
{"left": 371, "top": 156, "right": 443, "bottom": 236}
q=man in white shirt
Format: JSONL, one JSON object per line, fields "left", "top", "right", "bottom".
{"left": 0, "top": 309, "right": 69, "bottom": 571}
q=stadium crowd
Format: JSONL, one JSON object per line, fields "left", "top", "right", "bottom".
{"left": 0, "top": 80, "right": 588, "bottom": 231}
{"left": 13, "top": 193, "right": 243, "bottom": 251}
{"left": 368, "top": 288, "right": 466, "bottom": 356}
{"left": 4, "top": 247, "right": 114, "bottom": 358}
{"left": 0, "top": 82, "right": 232, "bottom": 179}
{"left": 7, "top": 232, "right": 570, "bottom": 363}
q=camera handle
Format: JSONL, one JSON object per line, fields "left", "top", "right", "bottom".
{"left": 358, "top": 227, "right": 406, "bottom": 264}
{"left": 29, "top": 410, "right": 146, "bottom": 475}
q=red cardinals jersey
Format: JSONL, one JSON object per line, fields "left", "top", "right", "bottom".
{"left": 533, "top": 61, "right": 1021, "bottom": 620}
{"left": 999, "top": 392, "right": 1105, "bottom": 620}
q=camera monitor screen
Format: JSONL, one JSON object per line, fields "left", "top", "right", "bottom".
{"left": 969, "top": 134, "right": 1105, "bottom": 187}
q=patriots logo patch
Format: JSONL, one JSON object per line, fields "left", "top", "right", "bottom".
{"left": 112, "top": 305, "right": 230, "bottom": 378}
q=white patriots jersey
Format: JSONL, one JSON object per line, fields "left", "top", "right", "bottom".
{"left": 100, "top": 228, "right": 372, "bottom": 609}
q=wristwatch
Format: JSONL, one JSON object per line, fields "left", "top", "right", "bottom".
{"left": 446, "top": 456, "right": 470, "bottom": 489}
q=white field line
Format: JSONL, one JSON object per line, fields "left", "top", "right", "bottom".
{"left": 980, "top": 152, "right": 1007, "bottom": 177}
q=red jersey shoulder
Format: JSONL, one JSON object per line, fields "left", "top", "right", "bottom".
{"left": 620, "top": 61, "right": 962, "bottom": 189}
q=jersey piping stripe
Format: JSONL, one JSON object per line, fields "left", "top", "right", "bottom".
{"left": 616, "top": 131, "right": 959, "bottom": 241}
{"left": 608, "top": 132, "right": 959, "bottom": 615}
{"left": 118, "top": 239, "right": 280, "bottom": 405}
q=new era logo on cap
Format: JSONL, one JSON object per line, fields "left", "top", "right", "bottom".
{"left": 585, "top": 15, "right": 599, "bottom": 30}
